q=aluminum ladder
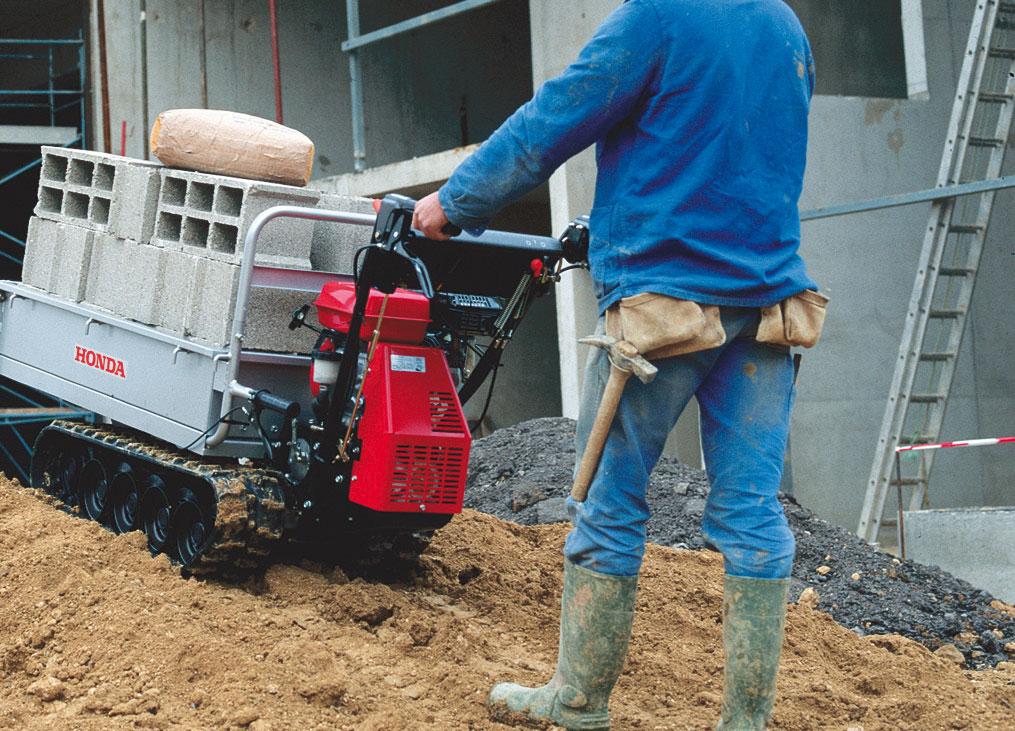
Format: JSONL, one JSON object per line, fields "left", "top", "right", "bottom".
{"left": 857, "top": 0, "right": 1015, "bottom": 544}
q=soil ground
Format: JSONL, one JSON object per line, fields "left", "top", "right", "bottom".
{"left": 466, "top": 418, "right": 1015, "bottom": 669}
{"left": 1, "top": 478, "right": 1014, "bottom": 730}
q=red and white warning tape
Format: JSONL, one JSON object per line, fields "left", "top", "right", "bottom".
{"left": 896, "top": 436, "right": 1015, "bottom": 453}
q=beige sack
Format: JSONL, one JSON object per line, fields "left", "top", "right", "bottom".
{"left": 606, "top": 292, "right": 726, "bottom": 360}
{"left": 757, "top": 289, "right": 829, "bottom": 348}
{"left": 150, "top": 109, "right": 315, "bottom": 186}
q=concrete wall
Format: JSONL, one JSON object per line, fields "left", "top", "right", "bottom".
{"left": 89, "top": 0, "right": 531, "bottom": 175}
{"left": 905, "top": 507, "right": 1015, "bottom": 603}
{"left": 91, "top": 0, "right": 353, "bottom": 160}
{"left": 795, "top": 0, "right": 1015, "bottom": 530}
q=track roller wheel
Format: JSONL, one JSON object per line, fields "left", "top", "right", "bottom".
{"left": 30, "top": 421, "right": 287, "bottom": 574}
{"left": 109, "top": 464, "right": 140, "bottom": 534}
{"left": 79, "top": 458, "right": 109, "bottom": 522}
{"left": 52, "top": 449, "right": 87, "bottom": 507}
{"left": 170, "top": 489, "right": 211, "bottom": 567}
{"left": 141, "top": 476, "right": 171, "bottom": 555}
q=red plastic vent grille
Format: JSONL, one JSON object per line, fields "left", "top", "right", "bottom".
{"left": 429, "top": 391, "right": 464, "bottom": 434}
{"left": 390, "top": 444, "right": 466, "bottom": 505}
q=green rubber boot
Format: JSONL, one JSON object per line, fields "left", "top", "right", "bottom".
{"left": 716, "top": 575, "right": 790, "bottom": 731}
{"left": 488, "top": 559, "right": 638, "bottom": 730}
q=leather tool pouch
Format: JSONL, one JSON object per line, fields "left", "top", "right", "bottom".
{"left": 756, "top": 289, "right": 829, "bottom": 348}
{"left": 605, "top": 292, "right": 726, "bottom": 360}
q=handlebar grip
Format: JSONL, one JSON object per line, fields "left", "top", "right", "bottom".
{"left": 441, "top": 222, "right": 462, "bottom": 237}
{"left": 252, "top": 390, "right": 301, "bottom": 419}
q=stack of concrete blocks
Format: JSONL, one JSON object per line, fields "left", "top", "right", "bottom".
{"left": 25, "top": 148, "right": 162, "bottom": 304}
{"left": 148, "top": 167, "right": 322, "bottom": 346}
{"left": 23, "top": 146, "right": 378, "bottom": 353}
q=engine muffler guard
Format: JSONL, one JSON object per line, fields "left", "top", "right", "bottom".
{"left": 349, "top": 343, "right": 471, "bottom": 514}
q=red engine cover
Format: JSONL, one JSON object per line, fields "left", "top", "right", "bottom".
{"left": 314, "top": 281, "right": 430, "bottom": 344}
{"left": 349, "top": 343, "right": 471, "bottom": 514}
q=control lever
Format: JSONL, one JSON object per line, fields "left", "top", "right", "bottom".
{"left": 397, "top": 244, "right": 434, "bottom": 299}
{"left": 560, "top": 215, "right": 591, "bottom": 264}
{"left": 370, "top": 194, "right": 435, "bottom": 299}
{"left": 373, "top": 193, "right": 415, "bottom": 248}
{"left": 288, "top": 304, "right": 322, "bottom": 333}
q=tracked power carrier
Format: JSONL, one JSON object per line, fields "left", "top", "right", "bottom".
{"left": 1, "top": 193, "right": 589, "bottom": 572}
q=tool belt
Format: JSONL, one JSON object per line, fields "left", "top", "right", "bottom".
{"left": 756, "top": 289, "right": 829, "bottom": 348}
{"left": 605, "top": 289, "right": 829, "bottom": 359}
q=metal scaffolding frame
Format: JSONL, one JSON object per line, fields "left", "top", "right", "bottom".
{"left": 0, "top": 36, "right": 86, "bottom": 262}
{"left": 341, "top": 0, "right": 506, "bottom": 172}
{"left": 0, "top": 35, "right": 90, "bottom": 482}
{"left": 0, "top": 381, "right": 92, "bottom": 484}
{"left": 800, "top": 176, "right": 1015, "bottom": 221}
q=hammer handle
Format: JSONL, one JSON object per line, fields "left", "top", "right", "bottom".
{"left": 571, "top": 365, "right": 631, "bottom": 502}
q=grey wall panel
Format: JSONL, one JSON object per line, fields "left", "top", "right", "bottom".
{"left": 795, "top": 0, "right": 1015, "bottom": 529}
{"left": 95, "top": 0, "right": 146, "bottom": 157}
{"left": 355, "top": 0, "right": 532, "bottom": 169}
{"left": 146, "top": 0, "right": 206, "bottom": 115}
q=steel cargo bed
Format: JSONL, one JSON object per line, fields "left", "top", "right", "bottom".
{"left": 0, "top": 280, "right": 320, "bottom": 458}
{"left": 0, "top": 206, "right": 376, "bottom": 459}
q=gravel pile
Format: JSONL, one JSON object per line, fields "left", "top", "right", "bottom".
{"left": 466, "top": 417, "right": 1015, "bottom": 669}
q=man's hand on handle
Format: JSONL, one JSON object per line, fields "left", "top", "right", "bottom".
{"left": 412, "top": 192, "right": 453, "bottom": 241}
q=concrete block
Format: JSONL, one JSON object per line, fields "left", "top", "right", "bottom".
{"left": 22, "top": 216, "right": 94, "bottom": 302}
{"left": 155, "top": 248, "right": 199, "bottom": 334}
{"left": 124, "top": 242, "right": 166, "bottom": 326}
{"left": 244, "top": 288, "right": 321, "bottom": 353}
{"left": 154, "top": 248, "right": 309, "bottom": 349}
{"left": 50, "top": 223, "right": 95, "bottom": 302}
{"left": 34, "top": 147, "right": 162, "bottom": 242}
{"left": 186, "top": 257, "right": 240, "bottom": 346}
{"left": 21, "top": 217, "right": 59, "bottom": 292}
{"left": 310, "top": 193, "right": 376, "bottom": 274}
{"left": 85, "top": 235, "right": 173, "bottom": 326}
{"left": 153, "top": 168, "right": 320, "bottom": 269}
{"left": 109, "top": 163, "right": 162, "bottom": 242}
{"left": 85, "top": 234, "right": 129, "bottom": 314}
{"left": 905, "top": 507, "right": 1015, "bottom": 603}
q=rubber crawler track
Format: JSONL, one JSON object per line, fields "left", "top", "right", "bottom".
{"left": 34, "top": 420, "right": 287, "bottom": 577}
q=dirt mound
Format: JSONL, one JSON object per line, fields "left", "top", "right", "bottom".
{"left": 1, "top": 480, "right": 1013, "bottom": 729}
{"left": 466, "top": 418, "right": 1015, "bottom": 669}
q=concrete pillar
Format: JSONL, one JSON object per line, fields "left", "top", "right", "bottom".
{"left": 89, "top": 0, "right": 147, "bottom": 157}
{"left": 528, "top": 0, "right": 704, "bottom": 467}
{"left": 546, "top": 153, "right": 597, "bottom": 419}
{"left": 529, "top": 0, "right": 609, "bottom": 419}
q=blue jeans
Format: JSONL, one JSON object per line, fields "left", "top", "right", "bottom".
{"left": 564, "top": 307, "right": 796, "bottom": 579}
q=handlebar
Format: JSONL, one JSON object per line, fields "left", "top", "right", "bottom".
{"left": 252, "top": 389, "right": 301, "bottom": 419}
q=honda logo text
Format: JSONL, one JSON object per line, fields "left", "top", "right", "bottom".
{"left": 74, "top": 345, "right": 126, "bottom": 379}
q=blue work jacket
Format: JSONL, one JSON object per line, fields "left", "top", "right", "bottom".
{"left": 439, "top": 0, "right": 818, "bottom": 312}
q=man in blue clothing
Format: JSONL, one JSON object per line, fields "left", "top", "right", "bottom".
{"left": 413, "top": 1, "right": 818, "bottom": 729}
